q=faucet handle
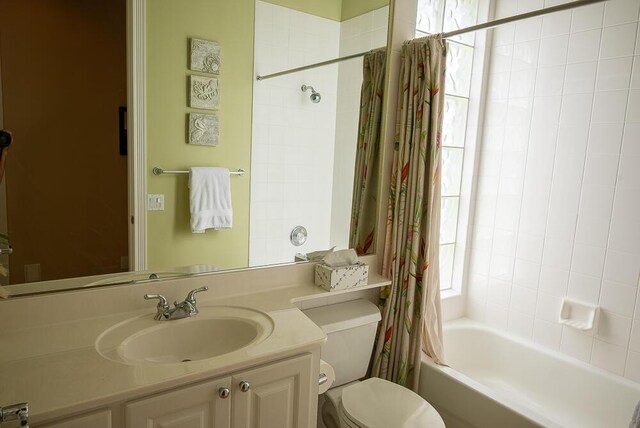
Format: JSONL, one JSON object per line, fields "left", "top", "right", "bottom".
{"left": 144, "top": 293, "right": 169, "bottom": 308}
{"left": 185, "top": 286, "right": 208, "bottom": 304}
{"left": 0, "top": 402, "right": 28, "bottom": 427}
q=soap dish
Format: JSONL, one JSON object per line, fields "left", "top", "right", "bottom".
{"left": 558, "top": 297, "right": 599, "bottom": 331}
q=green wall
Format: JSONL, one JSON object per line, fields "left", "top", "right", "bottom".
{"left": 264, "top": 0, "right": 388, "bottom": 21}
{"left": 146, "top": 0, "right": 254, "bottom": 271}
{"left": 341, "top": 0, "right": 389, "bottom": 21}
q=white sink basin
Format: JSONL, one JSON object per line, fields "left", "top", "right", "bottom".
{"left": 96, "top": 306, "right": 274, "bottom": 365}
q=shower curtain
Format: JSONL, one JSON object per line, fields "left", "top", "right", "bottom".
{"left": 371, "top": 35, "right": 446, "bottom": 392}
{"left": 350, "top": 48, "right": 386, "bottom": 255}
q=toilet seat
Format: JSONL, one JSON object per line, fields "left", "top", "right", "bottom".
{"left": 339, "top": 378, "right": 445, "bottom": 428}
{"left": 338, "top": 401, "right": 362, "bottom": 428}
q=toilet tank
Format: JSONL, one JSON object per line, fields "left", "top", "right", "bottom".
{"left": 303, "top": 299, "right": 381, "bottom": 387}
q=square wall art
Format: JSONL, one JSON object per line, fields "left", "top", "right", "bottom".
{"left": 190, "top": 75, "right": 220, "bottom": 110}
{"left": 188, "top": 113, "right": 219, "bottom": 146}
{"left": 190, "top": 38, "right": 221, "bottom": 74}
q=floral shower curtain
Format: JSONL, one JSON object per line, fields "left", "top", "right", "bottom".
{"left": 371, "top": 35, "right": 446, "bottom": 392}
{"left": 350, "top": 48, "right": 386, "bottom": 255}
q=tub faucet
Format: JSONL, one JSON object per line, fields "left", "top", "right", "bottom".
{"left": 144, "top": 286, "right": 208, "bottom": 321}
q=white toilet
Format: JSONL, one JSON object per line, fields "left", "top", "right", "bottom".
{"left": 303, "top": 299, "right": 445, "bottom": 428}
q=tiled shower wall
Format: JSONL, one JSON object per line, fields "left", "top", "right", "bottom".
{"left": 251, "top": 1, "right": 340, "bottom": 266}
{"left": 251, "top": 2, "right": 388, "bottom": 265}
{"left": 466, "top": 0, "right": 640, "bottom": 381}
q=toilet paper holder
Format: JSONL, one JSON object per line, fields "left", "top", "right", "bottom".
{"left": 319, "top": 373, "right": 328, "bottom": 385}
{"left": 317, "top": 359, "right": 335, "bottom": 394}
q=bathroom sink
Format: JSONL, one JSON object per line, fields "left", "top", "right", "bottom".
{"left": 96, "top": 306, "right": 274, "bottom": 365}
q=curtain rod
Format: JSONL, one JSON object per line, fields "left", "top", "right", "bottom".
{"left": 443, "top": 0, "right": 606, "bottom": 38}
{"left": 255, "top": 0, "right": 606, "bottom": 81}
{"left": 256, "top": 51, "right": 374, "bottom": 81}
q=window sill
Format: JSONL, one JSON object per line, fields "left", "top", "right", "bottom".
{"left": 440, "top": 287, "right": 464, "bottom": 321}
{"left": 441, "top": 288, "right": 461, "bottom": 300}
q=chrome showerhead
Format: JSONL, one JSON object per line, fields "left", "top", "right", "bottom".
{"left": 310, "top": 91, "right": 321, "bottom": 103}
{"left": 301, "top": 84, "right": 321, "bottom": 103}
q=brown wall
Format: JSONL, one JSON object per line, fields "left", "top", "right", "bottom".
{"left": 0, "top": 0, "right": 128, "bottom": 283}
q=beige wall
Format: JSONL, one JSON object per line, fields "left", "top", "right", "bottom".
{"left": 0, "top": 0, "right": 128, "bottom": 284}
{"left": 146, "top": 0, "right": 254, "bottom": 271}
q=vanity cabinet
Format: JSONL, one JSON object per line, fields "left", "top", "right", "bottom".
{"left": 232, "top": 353, "right": 313, "bottom": 428}
{"left": 125, "top": 353, "right": 315, "bottom": 428}
{"left": 126, "top": 376, "right": 232, "bottom": 427}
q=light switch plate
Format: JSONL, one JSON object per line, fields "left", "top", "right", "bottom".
{"left": 147, "top": 194, "right": 165, "bottom": 211}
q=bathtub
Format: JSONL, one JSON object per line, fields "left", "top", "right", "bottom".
{"left": 419, "top": 318, "right": 640, "bottom": 428}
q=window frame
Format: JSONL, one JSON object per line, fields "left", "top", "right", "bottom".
{"left": 413, "top": 0, "right": 492, "bottom": 312}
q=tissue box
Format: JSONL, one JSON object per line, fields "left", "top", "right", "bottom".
{"left": 314, "top": 262, "right": 369, "bottom": 291}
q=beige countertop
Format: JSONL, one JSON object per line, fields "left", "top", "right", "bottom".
{"left": 0, "top": 270, "right": 390, "bottom": 424}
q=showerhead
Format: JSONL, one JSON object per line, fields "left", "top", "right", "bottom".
{"left": 301, "top": 84, "right": 321, "bottom": 103}
{"left": 310, "top": 91, "right": 321, "bottom": 103}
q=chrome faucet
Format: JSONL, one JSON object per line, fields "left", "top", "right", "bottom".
{"left": 0, "top": 402, "right": 29, "bottom": 427}
{"left": 144, "top": 286, "right": 208, "bottom": 321}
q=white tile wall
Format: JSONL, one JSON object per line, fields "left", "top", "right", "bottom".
{"left": 251, "top": 2, "right": 388, "bottom": 265}
{"left": 251, "top": 1, "right": 340, "bottom": 266}
{"left": 467, "top": 0, "right": 640, "bottom": 382}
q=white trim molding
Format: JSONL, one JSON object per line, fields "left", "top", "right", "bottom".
{"left": 127, "top": 0, "right": 147, "bottom": 271}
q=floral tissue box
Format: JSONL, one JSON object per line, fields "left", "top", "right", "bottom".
{"left": 314, "top": 262, "right": 369, "bottom": 292}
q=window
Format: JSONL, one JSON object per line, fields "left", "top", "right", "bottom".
{"left": 415, "top": 0, "right": 480, "bottom": 291}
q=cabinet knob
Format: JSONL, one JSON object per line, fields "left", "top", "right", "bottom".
{"left": 239, "top": 381, "right": 251, "bottom": 392}
{"left": 218, "top": 387, "right": 230, "bottom": 398}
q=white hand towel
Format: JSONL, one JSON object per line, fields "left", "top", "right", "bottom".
{"left": 189, "top": 167, "right": 232, "bottom": 233}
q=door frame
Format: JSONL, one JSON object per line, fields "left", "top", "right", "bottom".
{"left": 0, "top": 45, "right": 9, "bottom": 284}
{"left": 127, "top": 0, "right": 147, "bottom": 271}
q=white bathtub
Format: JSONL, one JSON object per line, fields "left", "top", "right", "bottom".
{"left": 419, "top": 318, "right": 640, "bottom": 428}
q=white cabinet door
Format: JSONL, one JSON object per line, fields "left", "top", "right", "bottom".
{"left": 38, "top": 409, "right": 112, "bottom": 428}
{"left": 126, "top": 376, "right": 232, "bottom": 428}
{"left": 232, "top": 354, "right": 314, "bottom": 428}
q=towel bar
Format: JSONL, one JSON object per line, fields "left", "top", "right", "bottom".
{"left": 153, "top": 167, "right": 245, "bottom": 176}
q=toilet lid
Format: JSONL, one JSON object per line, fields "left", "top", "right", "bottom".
{"left": 341, "top": 378, "right": 445, "bottom": 428}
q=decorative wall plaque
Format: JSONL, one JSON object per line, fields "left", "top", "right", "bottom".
{"left": 190, "top": 38, "right": 221, "bottom": 74}
{"left": 188, "top": 113, "right": 219, "bottom": 146}
{"left": 190, "top": 75, "right": 220, "bottom": 110}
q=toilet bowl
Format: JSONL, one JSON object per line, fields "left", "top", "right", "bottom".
{"left": 303, "top": 300, "right": 445, "bottom": 428}
{"left": 321, "top": 378, "right": 445, "bottom": 428}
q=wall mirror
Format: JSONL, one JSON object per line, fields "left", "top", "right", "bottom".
{"left": 0, "top": 0, "right": 390, "bottom": 296}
